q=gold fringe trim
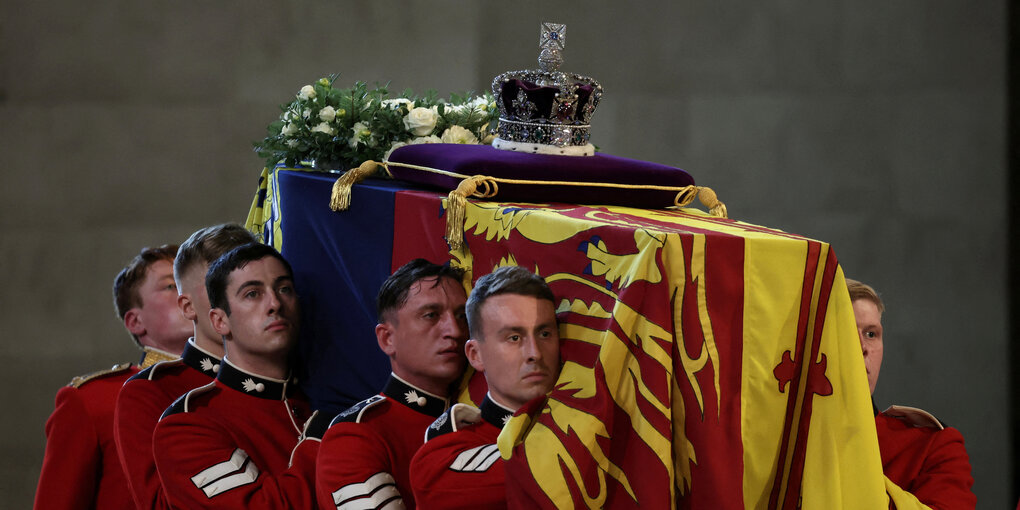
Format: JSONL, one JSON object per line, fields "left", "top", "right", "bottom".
{"left": 329, "top": 161, "right": 382, "bottom": 211}
{"left": 375, "top": 161, "right": 727, "bottom": 250}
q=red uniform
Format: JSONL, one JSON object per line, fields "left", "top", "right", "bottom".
{"left": 876, "top": 405, "right": 976, "bottom": 510}
{"left": 316, "top": 374, "right": 450, "bottom": 510}
{"left": 114, "top": 339, "right": 221, "bottom": 510}
{"left": 152, "top": 358, "right": 319, "bottom": 509}
{"left": 34, "top": 349, "right": 174, "bottom": 510}
{"left": 410, "top": 396, "right": 514, "bottom": 510}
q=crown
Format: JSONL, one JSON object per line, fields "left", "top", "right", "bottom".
{"left": 491, "top": 22, "right": 603, "bottom": 156}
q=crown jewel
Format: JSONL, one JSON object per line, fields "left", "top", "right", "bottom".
{"left": 491, "top": 22, "right": 603, "bottom": 156}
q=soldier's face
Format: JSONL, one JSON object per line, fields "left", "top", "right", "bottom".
{"left": 466, "top": 294, "right": 560, "bottom": 411}
{"left": 853, "top": 298, "right": 884, "bottom": 395}
{"left": 135, "top": 259, "right": 192, "bottom": 351}
{"left": 214, "top": 256, "right": 300, "bottom": 361}
{"left": 378, "top": 276, "right": 468, "bottom": 395}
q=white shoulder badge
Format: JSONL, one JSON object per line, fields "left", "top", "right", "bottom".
{"left": 883, "top": 405, "right": 944, "bottom": 430}
{"left": 331, "top": 395, "right": 386, "bottom": 426}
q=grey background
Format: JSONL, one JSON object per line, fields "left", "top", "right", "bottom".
{"left": 0, "top": 0, "right": 1010, "bottom": 507}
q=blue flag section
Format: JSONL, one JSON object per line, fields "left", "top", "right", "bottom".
{"left": 268, "top": 169, "right": 427, "bottom": 412}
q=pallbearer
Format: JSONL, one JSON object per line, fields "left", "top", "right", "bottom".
{"left": 152, "top": 243, "right": 326, "bottom": 509}
{"left": 114, "top": 224, "right": 255, "bottom": 510}
{"left": 317, "top": 259, "right": 469, "bottom": 510}
{"left": 34, "top": 244, "right": 191, "bottom": 510}
{"left": 410, "top": 265, "right": 562, "bottom": 509}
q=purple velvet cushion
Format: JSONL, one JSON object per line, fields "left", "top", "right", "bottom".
{"left": 386, "top": 144, "right": 695, "bottom": 208}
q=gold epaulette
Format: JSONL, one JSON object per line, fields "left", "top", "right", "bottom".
{"left": 883, "top": 405, "right": 945, "bottom": 430}
{"left": 68, "top": 362, "right": 133, "bottom": 388}
{"left": 139, "top": 347, "right": 179, "bottom": 369}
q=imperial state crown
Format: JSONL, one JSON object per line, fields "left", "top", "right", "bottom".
{"left": 491, "top": 22, "right": 603, "bottom": 156}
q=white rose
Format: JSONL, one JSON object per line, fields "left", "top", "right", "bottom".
{"left": 469, "top": 96, "right": 489, "bottom": 110}
{"left": 281, "top": 123, "right": 298, "bottom": 137}
{"left": 311, "top": 122, "right": 334, "bottom": 136}
{"left": 382, "top": 98, "right": 414, "bottom": 110}
{"left": 383, "top": 141, "right": 408, "bottom": 160}
{"left": 348, "top": 122, "right": 371, "bottom": 148}
{"left": 441, "top": 125, "right": 479, "bottom": 144}
{"left": 298, "top": 85, "right": 316, "bottom": 100}
{"left": 403, "top": 106, "right": 439, "bottom": 137}
{"left": 319, "top": 106, "right": 336, "bottom": 122}
{"left": 408, "top": 135, "right": 442, "bottom": 145}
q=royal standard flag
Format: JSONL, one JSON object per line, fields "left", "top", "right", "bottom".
{"left": 389, "top": 192, "right": 889, "bottom": 509}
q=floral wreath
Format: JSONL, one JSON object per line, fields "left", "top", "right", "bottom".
{"left": 254, "top": 75, "right": 498, "bottom": 173}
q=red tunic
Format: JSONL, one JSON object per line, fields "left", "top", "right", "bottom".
{"left": 876, "top": 406, "right": 976, "bottom": 510}
{"left": 114, "top": 340, "right": 220, "bottom": 510}
{"left": 34, "top": 363, "right": 138, "bottom": 510}
{"left": 316, "top": 374, "right": 449, "bottom": 510}
{"left": 410, "top": 396, "right": 513, "bottom": 510}
{"left": 152, "top": 358, "right": 318, "bottom": 510}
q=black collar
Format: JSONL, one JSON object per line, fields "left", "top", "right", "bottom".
{"left": 217, "top": 358, "right": 292, "bottom": 401}
{"left": 383, "top": 374, "right": 448, "bottom": 418}
{"left": 481, "top": 395, "right": 515, "bottom": 428}
{"left": 181, "top": 340, "right": 221, "bottom": 378}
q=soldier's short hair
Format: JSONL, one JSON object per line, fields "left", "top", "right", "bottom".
{"left": 846, "top": 278, "right": 885, "bottom": 314}
{"left": 376, "top": 259, "right": 465, "bottom": 323}
{"left": 174, "top": 224, "right": 257, "bottom": 286}
{"left": 466, "top": 265, "right": 556, "bottom": 340}
{"left": 206, "top": 243, "right": 293, "bottom": 316}
{"left": 113, "top": 244, "right": 179, "bottom": 320}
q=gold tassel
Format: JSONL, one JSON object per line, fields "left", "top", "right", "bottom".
{"left": 445, "top": 176, "right": 492, "bottom": 250}
{"left": 329, "top": 160, "right": 380, "bottom": 211}
{"left": 698, "top": 187, "right": 728, "bottom": 218}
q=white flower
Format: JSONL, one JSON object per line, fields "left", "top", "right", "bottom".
{"left": 302, "top": 109, "right": 311, "bottom": 119}
{"left": 298, "top": 85, "right": 316, "bottom": 100}
{"left": 441, "top": 125, "right": 479, "bottom": 144}
{"left": 348, "top": 121, "right": 371, "bottom": 148}
{"left": 382, "top": 98, "right": 414, "bottom": 110}
{"left": 403, "top": 106, "right": 439, "bottom": 136}
{"left": 408, "top": 135, "right": 442, "bottom": 145}
{"left": 311, "top": 122, "right": 335, "bottom": 136}
{"left": 383, "top": 141, "right": 408, "bottom": 160}
{"left": 281, "top": 123, "right": 298, "bottom": 137}
{"left": 469, "top": 96, "right": 490, "bottom": 110}
{"left": 286, "top": 139, "right": 299, "bottom": 148}
{"left": 318, "top": 106, "right": 336, "bottom": 122}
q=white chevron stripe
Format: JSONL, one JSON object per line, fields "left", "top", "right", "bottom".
{"left": 191, "top": 449, "right": 247, "bottom": 487}
{"left": 333, "top": 471, "right": 404, "bottom": 509}
{"left": 450, "top": 444, "right": 500, "bottom": 472}
{"left": 200, "top": 458, "right": 259, "bottom": 497}
{"left": 190, "top": 448, "right": 260, "bottom": 498}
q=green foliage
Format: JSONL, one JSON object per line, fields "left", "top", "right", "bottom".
{"left": 253, "top": 75, "right": 499, "bottom": 172}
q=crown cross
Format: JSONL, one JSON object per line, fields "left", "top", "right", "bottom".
{"left": 539, "top": 23, "right": 566, "bottom": 72}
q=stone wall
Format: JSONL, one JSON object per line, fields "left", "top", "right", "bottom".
{"left": 0, "top": 0, "right": 1008, "bottom": 505}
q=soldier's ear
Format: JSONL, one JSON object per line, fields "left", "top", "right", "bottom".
{"left": 465, "top": 338, "right": 485, "bottom": 372}
{"left": 178, "top": 294, "right": 197, "bottom": 321}
{"left": 209, "top": 308, "right": 230, "bottom": 337}
{"left": 124, "top": 309, "right": 145, "bottom": 336}
{"left": 376, "top": 323, "right": 396, "bottom": 356}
